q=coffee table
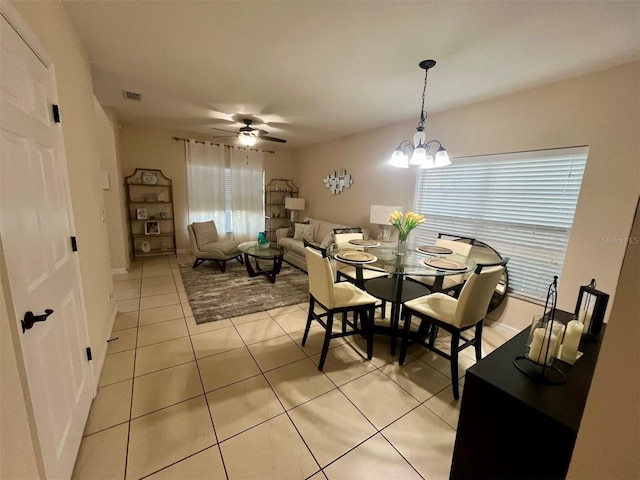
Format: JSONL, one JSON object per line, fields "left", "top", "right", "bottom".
{"left": 238, "top": 241, "right": 287, "bottom": 284}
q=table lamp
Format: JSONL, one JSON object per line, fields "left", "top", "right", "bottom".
{"left": 285, "top": 197, "right": 306, "bottom": 223}
{"left": 370, "top": 205, "right": 403, "bottom": 241}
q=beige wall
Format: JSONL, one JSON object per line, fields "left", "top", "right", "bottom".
{"left": 293, "top": 62, "right": 640, "bottom": 329}
{"left": 569, "top": 198, "right": 639, "bottom": 479}
{"left": 95, "top": 100, "right": 130, "bottom": 272}
{"left": 10, "top": 1, "right": 116, "bottom": 377}
{"left": 118, "top": 125, "right": 294, "bottom": 252}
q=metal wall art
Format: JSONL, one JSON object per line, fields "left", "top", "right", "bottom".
{"left": 323, "top": 169, "right": 353, "bottom": 195}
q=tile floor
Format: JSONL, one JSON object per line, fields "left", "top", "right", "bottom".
{"left": 72, "top": 255, "right": 516, "bottom": 480}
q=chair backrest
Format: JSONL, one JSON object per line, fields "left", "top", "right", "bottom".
{"left": 436, "top": 238, "right": 472, "bottom": 257}
{"left": 454, "top": 259, "right": 508, "bottom": 328}
{"left": 334, "top": 232, "right": 364, "bottom": 244}
{"left": 190, "top": 220, "right": 219, "bottom": 248}
{"left": 305, "top": 247, "right": 336, "bottom": 308}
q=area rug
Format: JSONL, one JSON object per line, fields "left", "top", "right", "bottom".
{"left": 179, "top": 261, "right": 309, "bottom": 323}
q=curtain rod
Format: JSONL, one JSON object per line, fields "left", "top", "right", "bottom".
{"left": 172, "top": 136, "right": 275, "bottom": 154}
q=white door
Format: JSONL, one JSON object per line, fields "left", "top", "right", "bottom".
{"left": 0, "top": 12, "right": 94, "bottom": 480}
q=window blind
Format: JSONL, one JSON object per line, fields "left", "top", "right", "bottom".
{"left": 412, "top": 146, "right": 588, "bottom": 303}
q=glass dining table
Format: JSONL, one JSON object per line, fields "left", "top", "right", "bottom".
{"left": 326, "top": 240, "right": 477, "bottom": 354}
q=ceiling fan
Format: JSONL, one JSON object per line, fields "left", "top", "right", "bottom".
{"left": 211, "top": 118, "right": 286, "bottom": 146}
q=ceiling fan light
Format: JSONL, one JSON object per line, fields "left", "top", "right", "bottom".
{"left": 389, "top": 150, "right": 409, "bottom": 168}
{"left": 434, "top": 146, "right": 451, "bottom": 167}
{"left": 238, "top": 133, "right": 257, "bottom": 146}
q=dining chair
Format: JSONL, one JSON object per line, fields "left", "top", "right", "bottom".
{"left": 333, "top": 232, "right": 388, "bottom": 317}
{"left": 399, "top": 258, "right": 509, "bottom": 400}
{"left": 302, "top": 247, "right": 378, "bottom": 370}
{"left": 408, "top": 237, "right": 473, "bottom": 296}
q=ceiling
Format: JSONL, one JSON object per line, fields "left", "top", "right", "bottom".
{"left": 62, "top": 1, "right": 640, "bottom": 150}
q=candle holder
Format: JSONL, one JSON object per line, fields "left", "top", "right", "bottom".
{"left": 575, "top": 279, "right": 609, "bottom": 342}
{"left": 513, "top": 276, "right": 566, "bottom": 385}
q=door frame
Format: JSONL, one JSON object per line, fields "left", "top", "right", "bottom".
{"left": 0, "top": 1, "right": 96, "bottom": 474}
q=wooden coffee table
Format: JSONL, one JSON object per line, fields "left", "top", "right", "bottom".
{"left": 238, "top": 241, "right": 287, "bottom": 284}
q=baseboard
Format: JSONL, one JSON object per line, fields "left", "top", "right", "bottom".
{"left": 111, "top": 267, "right": 128, "bottom": 275}
{"left": 485, "top": 318, "right": 521, "bottom": 336}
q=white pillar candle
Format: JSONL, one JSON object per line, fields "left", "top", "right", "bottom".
{"left": 551, "top": 322, "right": 566, "bottom": 358}
{"left": 560, "top": 320, "right": 583, "bottom": 362}
{"left": 528, "top": 327, "right": 557, "bottom": 366}
{"left": 583, "top": 311, "right": 593, "bottom": 333}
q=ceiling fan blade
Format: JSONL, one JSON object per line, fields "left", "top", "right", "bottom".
{"left": 260, "top": 136, "right": 287, "bottom": 143}
{"left": 211, "top": 126, "right": 236, "bottom": 134}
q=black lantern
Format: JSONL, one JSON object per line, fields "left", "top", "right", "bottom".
{"left": 575, "top": 279, "right": 609, "bottom": 342}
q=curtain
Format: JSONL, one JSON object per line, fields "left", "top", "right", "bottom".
{"left": 185, "top": 141, "right": 226, "bottom": 228}
{"left": 230, "top": 146, "right": 264, "bottom": 241}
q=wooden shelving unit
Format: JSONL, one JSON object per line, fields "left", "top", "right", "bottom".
{"left": 264, "top": 179, "right": 298, "bottom": 242}
{"left": 125, "top": 168, "right": 176, "bottom": 258}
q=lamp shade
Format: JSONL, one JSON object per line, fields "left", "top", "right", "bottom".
{"left": 370, "top": 205, "right": 403, "bottom": 225}
{"left": 285, "top": 197, "right": 306, "bottom": 210}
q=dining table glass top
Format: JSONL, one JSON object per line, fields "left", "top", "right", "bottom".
{"left": 327, "top": 240, "right": 476, "bottom": 277}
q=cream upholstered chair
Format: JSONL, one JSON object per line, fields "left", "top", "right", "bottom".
{"left": 187, "top": 220, "right": 242, "bottom": 272}
{"left": 399, "top": 258, "right": 509, "bottom": 400}
{"left": 409, "top": 238, "right": 473, "bottom": 296}
{"left": 302, "top": 247, "right": 378, "bottom": 370}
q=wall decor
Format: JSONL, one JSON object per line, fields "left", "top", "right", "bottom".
{"left": 136, "top": 208, "right": 148, "bottom": 220}
{"left": 142, "top": 171, "right": 158, "bottom": 185}
{"left": 145, "top": 220, "right": 160, "bottom": 235}
{"left": 323, "top": 169, "right": 353, "bottom": 195}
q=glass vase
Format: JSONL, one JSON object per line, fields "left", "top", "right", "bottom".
{"left": 397, "top": 237, "right": 409, "bottom": 256}
{"left": 257, "top": 231, "right": 270, "bottom": 249}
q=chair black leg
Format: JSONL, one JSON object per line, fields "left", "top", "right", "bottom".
{"left": 302, "top": 297, "right": 315, "bottom": 346}
{"left": 474, "top": 320, "right": 484, "bottom": 361}
{"left": 399, "top": 310, "right": 412, "bottom": 365}
{"left": 450, "top": 330, "right": 461, "bottom": 400}
{"left": 381, "top": 300, "right": 386, "bottom": 319}
{"left": 342, "top": 311, "right": 347, "bottom": 334}
{"left": 318, "top": 312, "right": 334, "bottom": 371}
{"left": 192, "top": 258, "right": 205, "bottom": 268}
{"left": 365, "top": 307, "right": 374, "bottom": 360}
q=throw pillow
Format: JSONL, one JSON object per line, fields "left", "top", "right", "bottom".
{"left": 320, "top": 232, "right": 334, "bottom": 248}
{"left": 293, "top": 223, "right": 315, "bottom": 243}
{"left": 287, "top": 220, "right": 309, "bottom": 238}
{"left": 333, "top": 227, "right": 362, "bottom": 234}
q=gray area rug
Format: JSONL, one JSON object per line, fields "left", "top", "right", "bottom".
{"left": 179, "top": 261, "right": 309, "bottom": 323}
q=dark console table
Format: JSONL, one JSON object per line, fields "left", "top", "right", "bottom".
{"left": 450, "top": 311, "right": 605, "bottom": 479}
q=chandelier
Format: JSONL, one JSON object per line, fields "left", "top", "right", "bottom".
{"left": 389, "top": 59, "right": 450, "bottom": 169}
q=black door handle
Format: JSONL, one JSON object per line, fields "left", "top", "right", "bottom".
{"left": 22, "top": 309, "right": 54, "bottom": 333}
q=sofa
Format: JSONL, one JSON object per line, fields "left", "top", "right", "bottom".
{"left": 276, "top": 216, "right": 369, "bottom": 272}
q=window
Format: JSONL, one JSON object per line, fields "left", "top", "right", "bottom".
{"left": 412, "top": 146, "right": 588, "bottom": 303}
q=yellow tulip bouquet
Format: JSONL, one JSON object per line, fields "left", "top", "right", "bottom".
{"left": 388, "top": 211, "right": 425, "bottom": 241}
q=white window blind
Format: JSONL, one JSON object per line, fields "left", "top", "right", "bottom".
{"left": 413, "top": 146, "right": 588, "bottom": 303}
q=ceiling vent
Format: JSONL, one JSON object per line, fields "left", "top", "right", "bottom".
{"left": 122, "top": 90, "right": 142, "bottom": 102}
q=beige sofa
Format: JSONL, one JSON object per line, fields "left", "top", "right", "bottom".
{"left": 276, "top": 216, "right": 369, "bottom": 272}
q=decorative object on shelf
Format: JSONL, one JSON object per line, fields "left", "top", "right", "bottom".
{"left": 144, "top": 194, "right": 157, "bottom": 202}
{"left": 144, "top": 220, "right": 160, "bottom": 235}
{"left": 513, "top": 276, "right": 567, "bottom": 385}
{"left": 141, "top": 171, "right": 158, "bottom": 185}
{"left": 157, "top": 193, "right": 166, "bottom": 202}
{"left": 574, "top": 278, "right": 609, "bottom": 342}
{"left": 160, "top": 212, "right": 169, "bottom": 219}
{"left": 264, "top": 179, "right": 298, "bottom": 243}
{"left": 389, "top": 211, "right": 424, "bottom": 254}
{"left": 161, "top": 241, "right": 168, "bottom": 251}
{"left": 389, "top": 59, "right": 450, "bottom": 169}
{"left": 141, "top": 241, "right": 151, "bottom": 253}
{"left": 136, "top": 208, "right": 148, "bottom": 220}
{"left": 257, "top": 231, "right": 270, "bottom": 249}
{"left": 370, "top": 205, "right": 403, "bottom": 241}
{"left": 285, "top": 197, "right": 306, "bottom": 223}
{"left": 323, "top": 169, "right": 353, "bottom": 195}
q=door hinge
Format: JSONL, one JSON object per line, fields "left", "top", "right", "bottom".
{"left": 52, "top": 104, "right": 61, "bottom": 123}
{"left": 86, "top": 347, "right": 92, "bottom": 361}
{"left": 71, "top": 236, "right": 78, "bottom": 252}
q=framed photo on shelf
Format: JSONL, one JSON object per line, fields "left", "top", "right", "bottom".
{"left": 144, "top": 220, "right": 160, "bottom": 235}
{"left": 136, "top": 208, "right": 148, "bottom": 220}
{"left": 142, "top": 171, "right": 158, "bottom": 185}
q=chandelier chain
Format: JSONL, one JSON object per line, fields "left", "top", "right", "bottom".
{"left": 417, "top": 68, "right": 430, "bottom": 131}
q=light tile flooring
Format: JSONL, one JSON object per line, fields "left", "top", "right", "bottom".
{"left": 72, "top": 255, "right": 516, "bottom": 480}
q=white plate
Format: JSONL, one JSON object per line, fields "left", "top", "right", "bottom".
{"left": 423, "top": 258, "right": 467, "bottom": 271}
{"left": 417, "top": 245, "right": 454, "bottom": 255}
{"left": 348, "top": 239, "right": 380, "bottom": 247}
{"left": 336, "top": 251, "right": 377, "bottom": 263}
